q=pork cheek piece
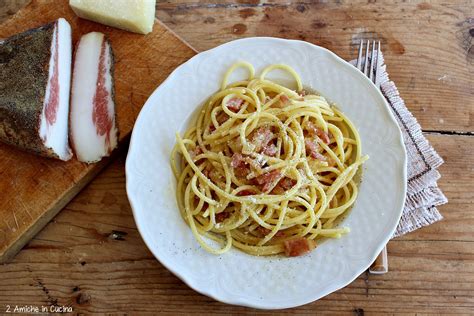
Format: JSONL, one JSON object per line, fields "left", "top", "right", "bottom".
{"left": 70, "top": 32, "right": 118, "bottom": 163}
{"left": 0, "top": 18, "right": 72, "bottom": 160}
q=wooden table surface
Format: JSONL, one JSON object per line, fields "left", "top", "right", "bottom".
{"left": 1, "top": 0, "right": 473, "bottom": 314}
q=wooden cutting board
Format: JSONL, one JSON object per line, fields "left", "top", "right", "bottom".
{"left": 0, "top": 0, "right": 196, "bottom": 263}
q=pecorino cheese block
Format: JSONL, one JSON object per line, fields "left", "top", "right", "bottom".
{"left": 69, "top": 0, "right": 156, "bottom": 35}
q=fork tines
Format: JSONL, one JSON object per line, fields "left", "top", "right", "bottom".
{"left": 356, "top": 40, "right": 381, "bottom": 88}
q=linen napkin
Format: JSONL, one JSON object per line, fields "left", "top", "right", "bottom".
{"left": 352, "top": 52, "right": 448, "bottom": 237}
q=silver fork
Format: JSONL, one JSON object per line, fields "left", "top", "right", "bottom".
{"left": 355, "top": 40, "right": 388, "bottom": 275}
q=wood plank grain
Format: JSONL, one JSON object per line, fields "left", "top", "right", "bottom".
{"left": 0, "top": 0, "right": 30, "bottom": 24}
{"left": 3, "top": 0, "right": 473, "bottom": 135}
{"left": 0, "top": 0, "right": 196, "bottom": 263}
{"left": 156, "top": 0, "right": 474, "bottom": 133}
{"left": 0, "top": 134, "right": 471, "bottom": 314}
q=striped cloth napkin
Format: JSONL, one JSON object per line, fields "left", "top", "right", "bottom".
{"left": 354, "top": 52, "right": 448, "bottom": 237}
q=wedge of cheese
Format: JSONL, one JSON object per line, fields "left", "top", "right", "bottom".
{"left": 69, "top": 0, "right": 155, "bottom": 34}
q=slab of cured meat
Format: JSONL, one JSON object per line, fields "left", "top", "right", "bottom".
{"left": 0, "top": 18, "right": 72, "bottom": 160}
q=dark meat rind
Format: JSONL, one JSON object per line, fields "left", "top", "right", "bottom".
{"left": 105, "top": 37, "right": 119, "bottom": 154}
{"left": 0, "top": 21, "right": 59, "bottom": 158}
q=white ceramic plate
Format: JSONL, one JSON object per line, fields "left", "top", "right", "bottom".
{"left": 126, "top": 37, "right": 407, "bottom": 309}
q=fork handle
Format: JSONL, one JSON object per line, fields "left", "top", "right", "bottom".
{"left": 369, "top": 246, "right": 388, "bottom": 274}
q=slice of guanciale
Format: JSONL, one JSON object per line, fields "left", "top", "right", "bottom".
{"left": 0, "top": 18, "right": 73, "bottom": 160}
{"left": 70, "top": 32, "right": 118, "bottom": 163}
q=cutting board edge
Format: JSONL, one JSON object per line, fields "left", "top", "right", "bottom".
{"left": 154, "top": 18, "right": 198, "bottom": 54}
{"left": 0, "top": 0, "right": 198, "bottom": 264}
{"left": 0, "top": 158, "right": 111, "bottom": 263}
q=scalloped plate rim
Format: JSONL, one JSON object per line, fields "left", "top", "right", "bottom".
{"left": 125, "top": 37, "right": 407, "bottom": 309}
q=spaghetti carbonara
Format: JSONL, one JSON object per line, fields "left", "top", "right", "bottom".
{"left": 171, "top": 62, "right": 368, "bottom": 257}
